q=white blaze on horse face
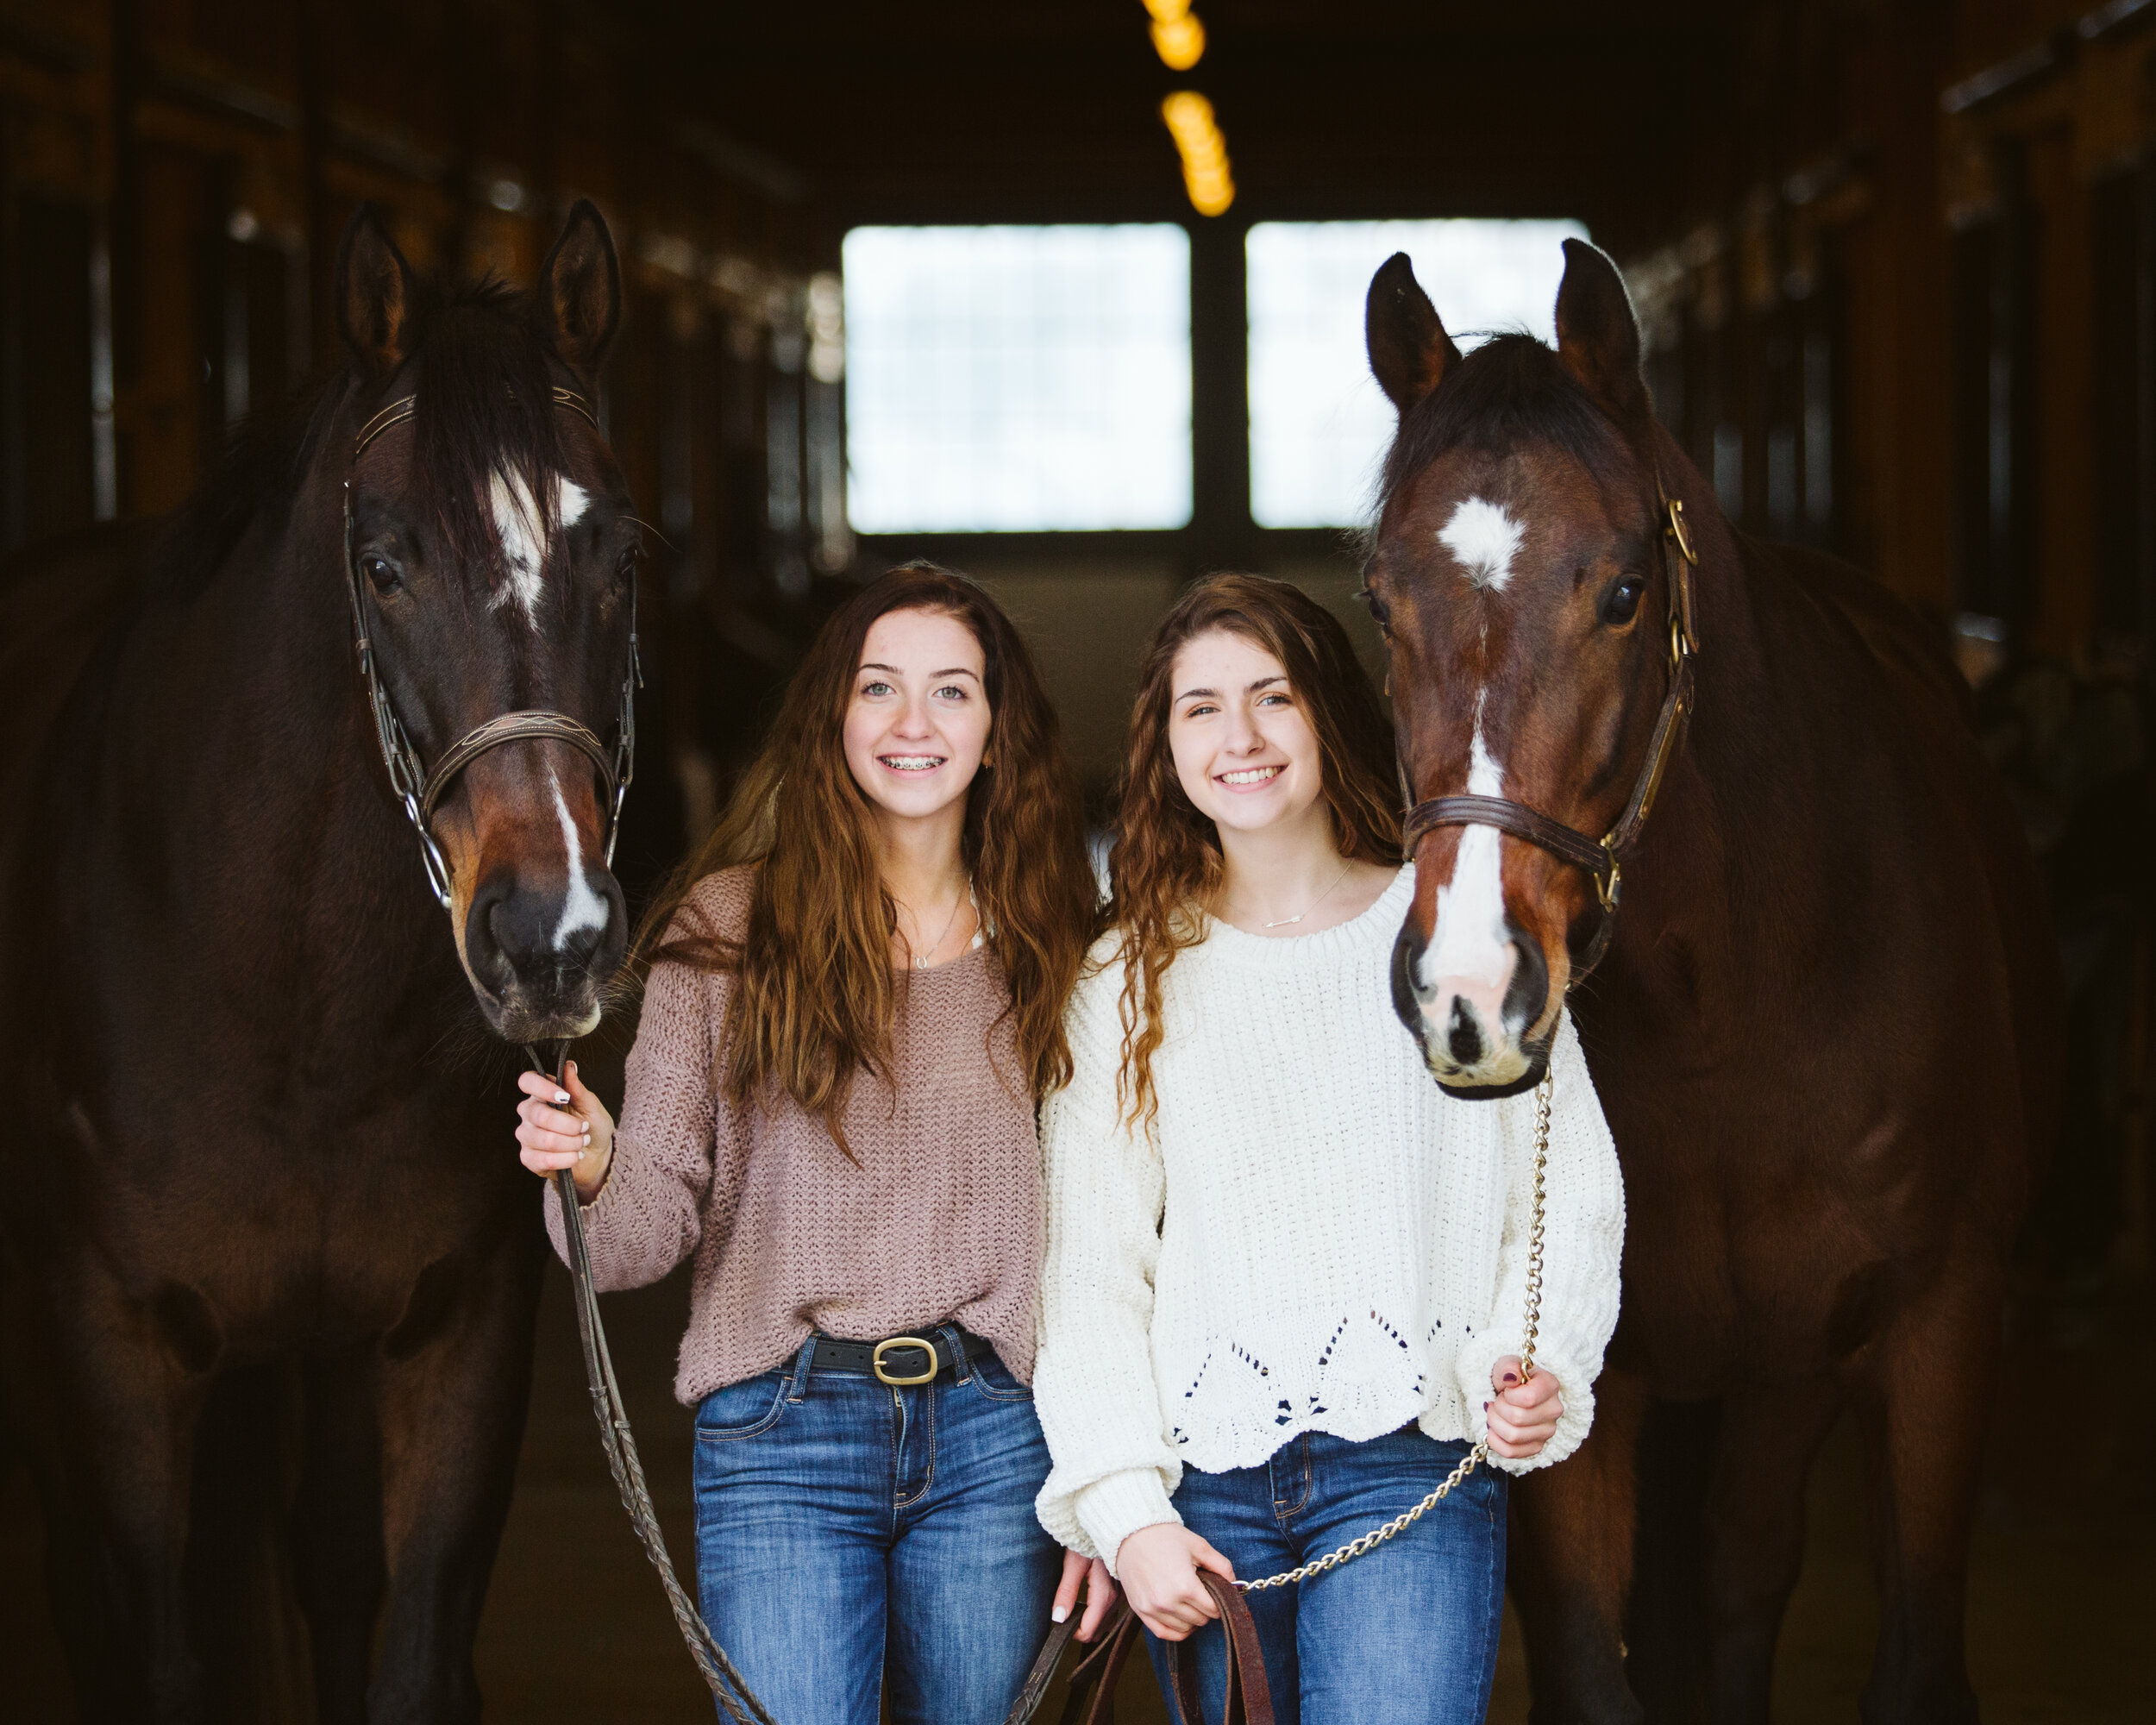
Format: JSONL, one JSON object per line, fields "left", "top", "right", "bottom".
{"left": 1438, "top": 497, "right": 1526, "bottom": 593}
{"left": 1421, "top": 695, "right": 1517, "bottom": 1046}
{"left": 488, "top": 473, "right": 592, "bottom": 626}
{"left": 548, "top": 765, "right": 611, "bottom": 954}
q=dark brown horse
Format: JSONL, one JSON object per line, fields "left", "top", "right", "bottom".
{"left": 1363, "top": 240, "right": 2059, "bottom": 1724}
{"left": 0, "top": 201, "right": 638, "bottom": 1721}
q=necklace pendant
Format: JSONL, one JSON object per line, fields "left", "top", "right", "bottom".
{"left": 1262, "top": 912, "right": 1305, "bottom": 929}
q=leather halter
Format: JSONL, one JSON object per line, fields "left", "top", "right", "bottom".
{"left": 341, "top": 385, "right": 641, "bottom": 913}
{"left": 1400, "top": 486, "right": 1701, "bottom": 982}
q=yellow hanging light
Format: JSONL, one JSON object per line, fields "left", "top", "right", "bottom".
{"left": 1161, "top": 90, "right": 1235, "bottom": 216}
{"left": 1144, "top": 0, "right": 1207, "bottom": 72}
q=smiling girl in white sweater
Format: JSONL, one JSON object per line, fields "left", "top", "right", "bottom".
{"left": 1031, "top": 574, "right": 1624, "bottom": 1725}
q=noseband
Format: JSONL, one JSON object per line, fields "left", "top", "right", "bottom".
{"left": 340, "top": 386, "right": 641, "bottom": 913}
{"left": 1400, "top": 486, "right": 1701, "bottom": 982}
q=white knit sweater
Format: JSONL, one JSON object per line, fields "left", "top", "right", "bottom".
{"left": 1031, "top": 866, "right": 1626, "bottom": 1572}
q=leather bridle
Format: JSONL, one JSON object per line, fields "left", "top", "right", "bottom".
{"left": 1398, "top": 486, "right": 1701, "bottom": 982}
{"left": 340, "top": 386, "right": 641, "bottom": 913}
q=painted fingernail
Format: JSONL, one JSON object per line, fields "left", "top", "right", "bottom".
{"left": 1501, "top": 1372, "right": 1519, "bottom": 1384}
{"left": 555, "top": 1091, "right": 571, "bottom": 1107}
{"left": 1050, "top": 1605, "right": 1069, "bottom": 1623}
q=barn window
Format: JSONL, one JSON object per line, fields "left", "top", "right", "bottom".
{"left": 1245, "top": 219, "right": 1589, "bottom": 529}
{"left": 842, "top": 225, "right": 1193, "bottom": 533}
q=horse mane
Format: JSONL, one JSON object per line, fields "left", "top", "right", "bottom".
{"left": 149, "top": 275, "right": 566, "bottom": 602}
{"left": 146, "top": 378, "right": 343, "bottom": 600}
{"left": 1374, "top": 332, "right": 1624, "bottom": 524}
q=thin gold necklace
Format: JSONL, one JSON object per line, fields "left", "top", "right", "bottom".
{"left": 908, "top": 880, "right": 972, "bottom": 969}
{"left": 1233, "top": 856, "right": 1354, "bottom": 930}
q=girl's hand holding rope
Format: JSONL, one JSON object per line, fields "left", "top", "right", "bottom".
{"left": 516, "top": 1060, "right": 616, "bottom": 1201}
{"left": 1050, "top": 1549, "right": 1119, "bottom": 1642}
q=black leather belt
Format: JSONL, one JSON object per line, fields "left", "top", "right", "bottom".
{"left": 811, "top": 1329, "right": 993, "bottom": 1386}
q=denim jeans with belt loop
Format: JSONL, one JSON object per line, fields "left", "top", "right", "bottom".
{"left": 691, "top": 1324, "right": 1062, "bottom": 1725}
{"left": 1147, "top": 1425, "right": 1508, "bottom": 1725}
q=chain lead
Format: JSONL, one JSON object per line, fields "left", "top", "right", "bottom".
{"left": 1238, "top": 1068, "right": 1552, "bottom": 1594}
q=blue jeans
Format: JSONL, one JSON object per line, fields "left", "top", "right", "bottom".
{"left": 691, "top": 1327, "right": 1061, "bottom": 1724}
{"left": 1148, "top": 1427, "right": 1507, "bottom": 1725}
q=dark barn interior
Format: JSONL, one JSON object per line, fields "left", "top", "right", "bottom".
{"left": 0, "top": 1, "right": 2150, "bottom": 1718}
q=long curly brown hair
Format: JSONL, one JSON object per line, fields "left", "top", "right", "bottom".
{"left": 1108, "top": 572, "right": 1401, "bottom": 1132}
{"left": 637, "top": 562, "right": 1094, "bottom": 1153}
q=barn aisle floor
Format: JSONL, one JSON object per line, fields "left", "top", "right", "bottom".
{"left": 3, "top": 1262, "right": 2148, "bottom": 1719}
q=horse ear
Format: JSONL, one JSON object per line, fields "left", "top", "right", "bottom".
{"left": 1366, "top": 252, "right": 1460, "bottom": 414}
{"left": 335, "top": 204, "right": 416, "bottom": 375}
{"left": 536, "top": 199, "right": 622, "bottom": 379}
{"left": 1554, "top": 237, "right": 1649, "bottom": 423}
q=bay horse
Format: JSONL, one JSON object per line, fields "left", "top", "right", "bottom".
{"left": 0, "top": 200, "right": 639, "bottom": 1720}
{"left": 1363, "top": 239, "right": 2059, "bottom": 1724}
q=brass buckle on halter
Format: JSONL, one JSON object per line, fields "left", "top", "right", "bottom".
{"left": 871, "top": 1336, "right": 939, "bottom": 1387}
{"left": 1595, "top": 844, "right": 1623, "bottom": 913}
{"left": 1665, "top": 497, "right": 1697, "bottom": 566}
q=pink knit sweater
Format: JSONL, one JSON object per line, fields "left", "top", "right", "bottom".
{"left": 543, "top": 866, "right": 1044, "bottom": 1402}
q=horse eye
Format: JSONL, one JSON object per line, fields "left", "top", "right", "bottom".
{"left": 1357, "top": 584, "right": 1392, "bottom": 634}
{"left": 1602, "top": 576, "right": 1645, "bottom": 626}
{"left": 615, "top": 545, "right": 638, "bottom": 585}
{"left": 360, "top": 554, "right": 401, "bottom": 595}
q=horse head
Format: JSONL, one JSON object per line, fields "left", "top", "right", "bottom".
{"left": 329, "top": 201, "right": 636, "bottom": 1044}
{"left": 1363, "top": 237, "right": 1697, "bottom": 1098}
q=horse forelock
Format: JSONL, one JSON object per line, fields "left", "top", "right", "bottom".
{"left": 405, "top": 285, "right": 571, "bottom": 610}
{"left": 1373, "top": 334, "right": 1626, "bottom": 531}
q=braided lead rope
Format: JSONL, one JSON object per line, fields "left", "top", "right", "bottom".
{"left": 531, "top": 1050, "right": 777, "bottom": 1725}
{"left": 1238, "top": 1071, "right": 1551, "bottom": 1593}
{"left": 552, "top": 1175, "right": 773, "bottom": 1722}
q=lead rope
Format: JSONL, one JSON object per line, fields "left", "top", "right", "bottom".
{"left": 1235, "top": 1070, "right": 1551, "bottom": 1593}
{"left": 525, "top": 1043, "right": 780, "bottom": 1725}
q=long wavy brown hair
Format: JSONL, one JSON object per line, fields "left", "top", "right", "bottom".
{"left": 1108, "top": 572, "right": 1401, "bottom": 1132}
{"left": 638, "top": 562, "right": 1094, "bottom": 1152}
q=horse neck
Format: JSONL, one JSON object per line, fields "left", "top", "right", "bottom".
{"left": 1643, "top": 433, "right": 1824, "bottom": 923}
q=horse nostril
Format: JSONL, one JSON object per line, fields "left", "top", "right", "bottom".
{"left": 1392, "top": 928, "right": 1436, "bottom": 1032}
{"left": 461, "top": 878, "right": 514, "bottom": 986}
{"left": 554, "top": 914, "right": 605, "bottom": 971}
{"left": 1445, "top": 997, "right": 1484, "bottom": 1067}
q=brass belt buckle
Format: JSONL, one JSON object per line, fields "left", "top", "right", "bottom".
{"left": 872, "top": 1335, "right": 939, "bottom": 1387}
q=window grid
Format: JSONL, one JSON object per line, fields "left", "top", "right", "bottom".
{"left": 843, "top": 225, "right": 1193, "bottom": 534}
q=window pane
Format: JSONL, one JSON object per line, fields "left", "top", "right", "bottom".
{"left": 1247, "top": 219, "right": 1589, "bottom": 530}
{"left": 843, "top": 225, "right": 1192, "bottom": 532}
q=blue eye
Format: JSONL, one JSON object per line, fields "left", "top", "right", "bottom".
{"left": 862, "top": 680, "right": 893, "bottom": 697}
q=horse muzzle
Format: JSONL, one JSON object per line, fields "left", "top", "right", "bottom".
{"left": 459, "top": 866, "right": 628, "bottom": 1042}
{"left": 1390, "top": 919, "right": 1552, "bottom": 1099}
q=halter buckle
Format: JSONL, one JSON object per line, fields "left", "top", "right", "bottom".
{"left": 1595, "top": 843, "right": 1623, "bottom": 913}
{"left": 1665, "top": 496, "right": 1697, "bottom": 566}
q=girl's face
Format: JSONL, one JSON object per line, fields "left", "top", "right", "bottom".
{"left": 843, "top": 606, "right": 993, "bottom": 829}
{"left": 1167, "top": 628, "right": 1326, "bottom": 838}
